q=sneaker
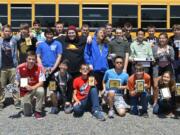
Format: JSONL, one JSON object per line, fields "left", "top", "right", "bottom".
{"left": 93, "top": 110, "right": 106, "bottom": 121}
{"left": 64, "top": 104, "right": 73, "bottom": 114}
{"left": 9, "top": 111, "right": 23, "bottom": 119}
{"left": 0, "top": 103, "right": 4, "bottom": 111}
{"left": 108, "top": 109, "right": 114, "bottom": 118}
{"left": 23, "top": 103, "right": 32, "bottom": 117}
{"left": 166, "top": 113, "right": 176, "bottom": 118}
{"left": 50, "top": 107, "right": 59, "bottom": 114}
{"left": 34, "top": 112, "right": 43, "bottom": 120}
{"left": 140, "top": 111, "right": 149, "bottom": 118}
{"left": 14, "top": 101, "right": 21, "bottom": 109}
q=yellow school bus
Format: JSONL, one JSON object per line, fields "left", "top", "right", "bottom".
{"left": 0, "top": 0, "right": 180, "bottom": 32}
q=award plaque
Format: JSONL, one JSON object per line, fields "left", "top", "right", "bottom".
{"left": 109, "top": 79, "right": 121, "bottom": 89}
{"left": 48, "top": 81, "right": 56, "bottom": 91}
{"left": 134, "top": 58, "right": 152, "bottom": 67}
{"left": 176, "top": 83, "right": 180, "bottom": 95}
{"left": 20, "top": 78, "right": 28, "bottom": 87}
{"left": 25, "top": 37, "right": 32, "bottom": 46}
{"left": 88, "top": 76, "right": 95, "bottom": 86}
{"left": 135, "top": 80, "right": 144, "bottom": 93}
{"left": 160, "top": 88, "right": 171, "bottom": 99}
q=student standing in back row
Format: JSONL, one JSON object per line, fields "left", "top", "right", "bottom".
{"left": 84, "top": 27, "right": 109, "bottom": 91}
{"left": 108, "top": 27, "right": 129, "bottom": 72}
{"left": 0, "top": 25, "right": 18, "bottom": 109}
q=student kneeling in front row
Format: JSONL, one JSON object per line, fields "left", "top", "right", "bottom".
{"left": 128, "top": 64, "right": 151, "bottom": 117}
{"left": 153, "top": 71, "right": 177, "bottom": 118}
{"left": 102, "top": 56, "right": 129, "bottom": 118}
{"left": 73, "top": 64, "right": 105, "bottom": 121}
{"left": 15, "top": 51, "right": 45, "bottom": 119}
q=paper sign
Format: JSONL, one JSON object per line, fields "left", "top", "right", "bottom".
{"left": 160, "top": 88, "right": 171, "bottom": 99}
{"left": 20, "top": 78, "right": 28, "bottom": 87}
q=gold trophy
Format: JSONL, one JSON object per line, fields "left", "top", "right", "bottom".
{"left": 88, "top": 76, "right": 95, "bottom": 86}
{"left": 25, "top": 37, "right": 32, "bottom": 46}
{"left": 109, "top": 79, "right": 121, "bottom": 89}
{"left": 48, "top": 81, "right": 56, "bottom": 91}
{"left": 176, "top": 83, "right": 180, "bottom": 95}
{"left": 135, "top": 80, "right": 144, "bottom": 93}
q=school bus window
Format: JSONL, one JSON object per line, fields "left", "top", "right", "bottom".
{"left": 35, "top": 4, "right": 55, "bottom": 29}
{"left": 11, "top": 4, "right": 31, "bottom": 31}
{"left": 59, "top": 5, "right": 79, "bottom": 27}
{"left": 170, "top": 6, "right": 180, "bottom": 28}
{"left": 112, "top": 5, "right": 137, "bottom": 28}
{"left": 0, "top": 4, "right": 8, "bottom": 25}
{"left": 83, "top": 5, "right": 108, "bottom": 30}
{"left": 141, "top": 5, "right": 166, "bottom": 30}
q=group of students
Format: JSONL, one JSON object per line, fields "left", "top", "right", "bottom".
{"left": 0, "top": 20, "right": 180, "bottom": 120}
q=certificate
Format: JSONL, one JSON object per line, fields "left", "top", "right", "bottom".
{"left": 48, "top": 81, "right": 56, "bottom": 91}
{"left": 88, "top": 76, "right": 95, "bottom": 86}
{"left": 109, "top": 79, "right": 121, "bottom": 89}
{"left": 176, "top": 83, "right": 180, "bottom": 95}
{"left": 25, "top": 37, "right": 32, "bottom": 46}
{"left": 134, "top": 58, "right": 152, "bottom": 67}
{"left": 160, "top": 87, "right": 171, "bottom": 99}
{"left": 135, "top": 80, "right": 144, "bottom": 93}
{"left": 137, "top": 61, "right": 151, "bottom": 67}
{"left": 20, "top": 78, "right": 28, "bottom": 87}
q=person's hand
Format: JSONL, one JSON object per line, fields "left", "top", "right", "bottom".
{"left": 151, "top": 43, "right": 155, "bottom": 48}
{"left": 123, "top": 69, "right": 127, "bottom": 73}
{"left": 144, "top": 83, "right": 149, "bottom": 89}
{"left": 89, "top": 65, "right": 93, "bottom": 71}
{"left": 74, "top": 101, "right": 81, "bottom": 106}
{"left": 29, "top": 32, "right": 34, "bottom": 38}
{"left": 25, "top": 85, "right": 33, "bottom": 91}
{"left": 50, "top": 67, "right": 55, "bottom": 74}
{"left": 87, "top": 36, "right": 92, "bottom": 44}
{"left": 100, "top": 89, "right": 106, "bottom": 97}
{"left": 153, "top": 102, "right": 157, "bottom": 107}
{"left": 130, "top": 90, "right": 136, "bottom": 96}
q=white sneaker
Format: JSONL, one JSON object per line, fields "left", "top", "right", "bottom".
{"left": 108, "top": 109, "right": 114, "bottom": 118}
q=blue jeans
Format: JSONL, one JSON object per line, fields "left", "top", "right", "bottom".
{"left": 153, "top": 99, "right": 174, "bottom": 114}
{"left": 153, "top": 91, "right": 176, "bottom": 114}
{"left": 73, "top": 87, "right": 100, "bottom": 116}
{"left": 130, "top": 91, "right": 149, "bottom": 115}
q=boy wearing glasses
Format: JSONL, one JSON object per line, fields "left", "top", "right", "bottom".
{"left": 73, "top": 64, "right": 105, "bottom": 121}
{"left": 128, "top": 64, "right": 151, "bottom": 117}
{"left": 102, "top": 56, "right": 129, "bottom": 118}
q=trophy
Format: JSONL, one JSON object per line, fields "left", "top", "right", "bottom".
{"left": 176, "top": 83, "right": 180, "bottom": 95}
{"left": 25, "top": 37, "right": 32, "bottom": 46}
{"left": 48, "top": 81, "right": 56, "bottom": 91}
{"left": 20, "top": 78, "right": 28, "bottom": 87}
{"left": 109, "top": 79, "right": 121, "bottom": 89}
{"left": 88, "top": 76, "right": 95, "bottom": 86}
{"left": 160, "top": 87, "right": 171, "bottom": 99}
{"left": 135, "top": 80, "right": 144, "bottom": 93}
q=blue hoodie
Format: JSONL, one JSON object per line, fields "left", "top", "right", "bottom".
{"left": 84, "top": 38, "right": 109, "bottom": 72}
